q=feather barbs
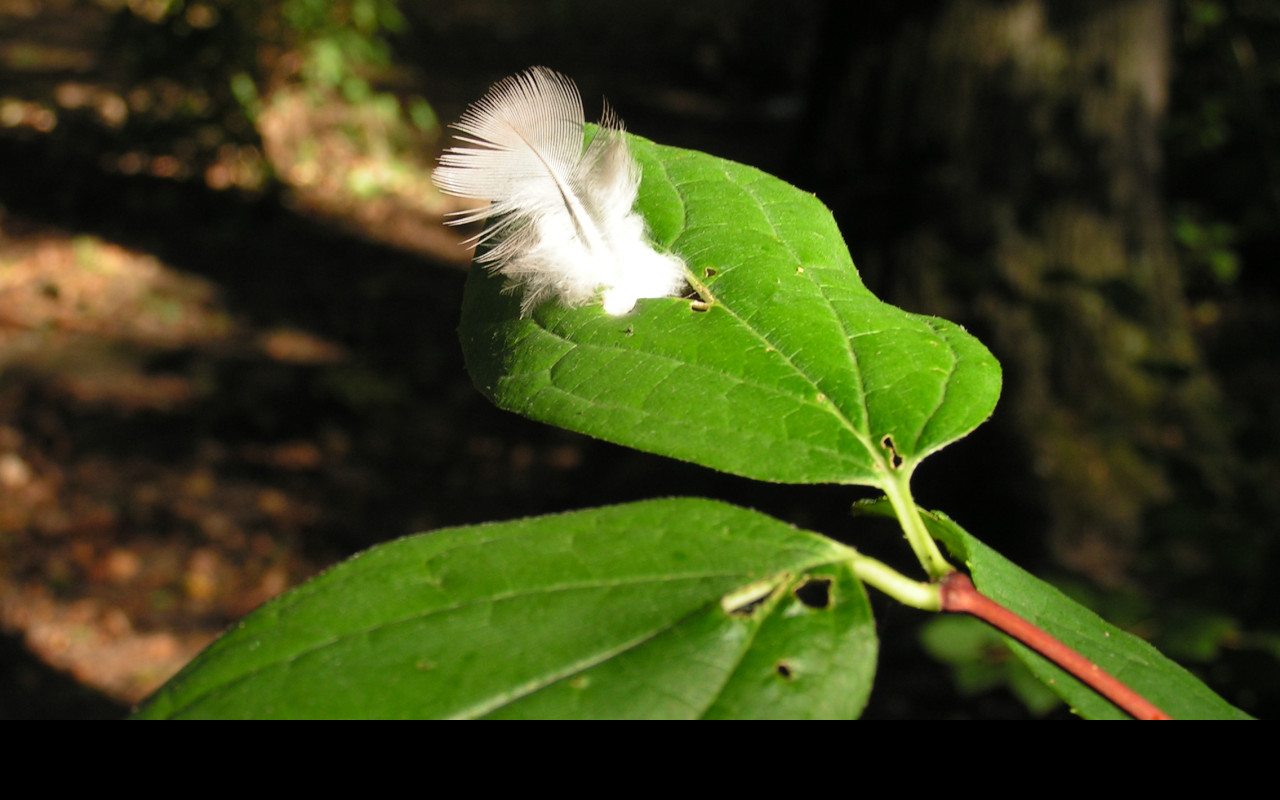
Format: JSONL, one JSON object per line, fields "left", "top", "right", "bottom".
{"left": 433, "top": 67, "right": 687, "bottom": 316}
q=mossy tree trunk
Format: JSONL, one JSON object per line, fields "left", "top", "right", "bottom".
{"left": 802, "top": 0, "right": 1230, "bottom": 584}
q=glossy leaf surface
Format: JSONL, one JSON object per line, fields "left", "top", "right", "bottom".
{"left": 135, "top": 499, "right": 876, "bottom": 719}
{"left": 459, "top": 136, "right": 1001, "bottom": 485}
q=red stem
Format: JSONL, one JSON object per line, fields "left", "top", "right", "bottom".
{"left": 939, "top": 572, "right": 1172, "bottom": 720}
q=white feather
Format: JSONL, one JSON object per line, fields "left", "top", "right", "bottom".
{"left": 433, "top": 67, "right": 687, "bottom": 315}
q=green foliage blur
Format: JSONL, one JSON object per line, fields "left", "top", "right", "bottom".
{"left": 1168, "top": 0, "right": 1280, "bottom": 295}
{"left": 283, "top": 0, "right": 401, "bottom": 101}
{"left": 99, "top": 0, "right": 438, "bottom": 178}
{"left": 919, "top": 615, "right": 1062, "bottom": 716}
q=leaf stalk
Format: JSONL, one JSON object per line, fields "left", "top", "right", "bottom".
{"left": 880, "top": 471, "right": 954, "bottom": 580}
{"left": 848, "top": 554, "right": 941, "bottom": 611}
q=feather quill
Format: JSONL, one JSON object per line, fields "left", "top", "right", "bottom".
{"left": 433, "top": 67, "right": 687, "bottom": 315}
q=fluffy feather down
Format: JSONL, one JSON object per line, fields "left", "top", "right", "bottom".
{"left": 433, "top": 67, "right": 687, "bottom": 315}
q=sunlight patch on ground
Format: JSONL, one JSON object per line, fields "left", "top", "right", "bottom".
{"left": 0, "top": 225, "right": 345, "bottom": 704}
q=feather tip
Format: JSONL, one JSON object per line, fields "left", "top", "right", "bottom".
{"left": 433, "top": 67, "right": 687, "bottom": 316}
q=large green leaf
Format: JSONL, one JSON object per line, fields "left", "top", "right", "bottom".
{"left": 134, "top": 499, "right": 876, "bottom": 719}
{"left": 459, "top": 136, "right": 1001, "bottom": 486}
{"left": 858, "top": 500, "right": 1250, "bottom": 719}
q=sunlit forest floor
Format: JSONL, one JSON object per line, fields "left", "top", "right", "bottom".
{"left": 0, "top": 0, "right": 525, "bottom": 714}
{"left": 1, "top": 0, "right": 850, "bottom": 719}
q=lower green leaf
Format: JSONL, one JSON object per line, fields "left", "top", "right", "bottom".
{"left": 857, "top": 500, "right": 1251, "bottom": 719}
{"left": 134, "top": 498, "right": 876, "bottom": 719}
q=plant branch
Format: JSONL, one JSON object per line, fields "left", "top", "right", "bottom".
{"left": 939, "top": 572, "right": 1172, "bottom": 720}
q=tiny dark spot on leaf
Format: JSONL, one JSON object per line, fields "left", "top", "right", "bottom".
{"left": 794, "top": 578, "right": 831, "bottom": 609}
{"left": 776, "top": 662, "right": 794, "bottom": 680}
{"left": 704, "top": 267, "right": 718, "bottom": 278}
{"left": 624, "top": 326, "right": 634, "bottom": 336}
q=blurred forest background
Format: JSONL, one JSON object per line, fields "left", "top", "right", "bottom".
{"left": 1, "top": 0, "right": 1277, "bottom": 719}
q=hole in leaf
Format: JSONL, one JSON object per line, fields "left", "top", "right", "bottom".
{"left": 881, "top": 434, "right": 904, "bottom": 469}
{"left": 721, "top": 577, "right": 780, "bottom": 616}
{"left": 690, "top": 299, "right": 711, "bottom": 312}
{"left": 775, "top": 662, "right": 794, "bottom": 680}
{"left": 704, "top": 267, "right": 718, "bottom": 278}
{"left": 794, "top": 578, "right": 831, "bottom": 609}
